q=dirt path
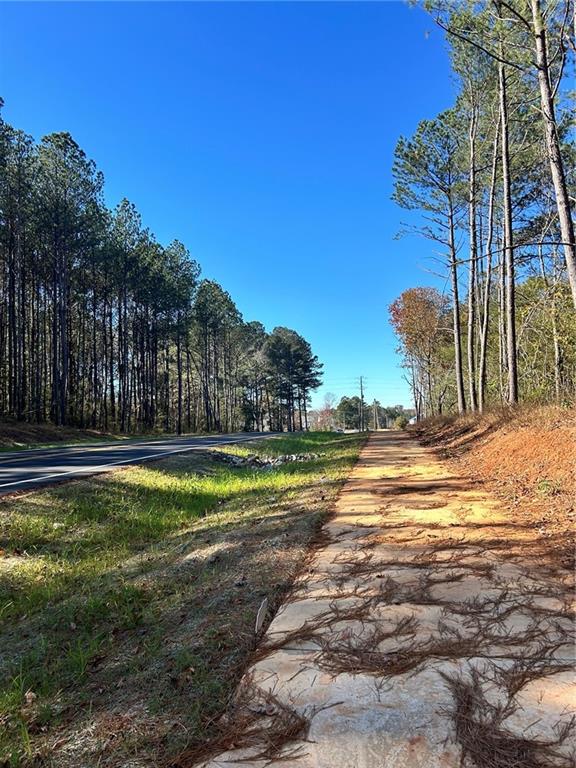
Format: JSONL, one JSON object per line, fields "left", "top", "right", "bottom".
{"left": 202, "top": 431, "right": 575, "bottom": 768}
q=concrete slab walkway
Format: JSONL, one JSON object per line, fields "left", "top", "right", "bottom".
{"left": 204, "top": 431, "right": 575, "bottom": 768}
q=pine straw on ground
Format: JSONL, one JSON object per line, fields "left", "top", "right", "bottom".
{"left": 441, "top": 667, "right": 575, "bottom": 768}
{"left": 411, "top": 405, "right": 576, "bottom": 569}
{"left": 248, "top": 559, "right": 573, "bottom": 679}
{"left": 0, "top": 420, "right": 124, "bottom": 449}
{"left": 169, "top": 676, "right": 320, "bottom": 768}
{"left": 330, "top": 547, "right": 495, "bottom": 586}
{"left": 230, "top": 525, "right": 575, "bottom": 768}
{"left": 313, "top": 606, "right": 571, "bottom": 680}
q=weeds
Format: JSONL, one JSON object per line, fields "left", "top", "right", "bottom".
{"left": 536, "top": 479, "right": 563, "bottom": 497}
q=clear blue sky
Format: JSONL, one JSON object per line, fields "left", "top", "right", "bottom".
{"left": 0, "top": 1, "right": 455, "bottom": 409}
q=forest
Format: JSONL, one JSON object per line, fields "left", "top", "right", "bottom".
{"left": 0, "top": 103, "right": 322, "bottom": 434}
{"left": 390, "top": 0, "right": 575, "bottom": 420}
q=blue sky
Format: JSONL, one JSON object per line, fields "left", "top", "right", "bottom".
{"left": 0, "top": 1, "right": 455, "bottom": 408}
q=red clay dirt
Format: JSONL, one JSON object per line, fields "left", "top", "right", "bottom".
{"left": 412, "top": 406, "right": 575, "bottom": 570}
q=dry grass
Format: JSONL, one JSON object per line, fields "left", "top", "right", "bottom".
{"left": 0, "top": 421, "right": 131, "bottom": 450}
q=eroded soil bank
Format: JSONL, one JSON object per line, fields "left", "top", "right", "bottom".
{"left": 191, "top": 430, "right": 575, "bottom": 768}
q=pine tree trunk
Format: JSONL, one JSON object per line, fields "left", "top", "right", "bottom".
{"left": 449, "top": 206, "right": 467, "bottom": 413}
{"left": 531, "top": 0, "right": 576, "bottom": 309}
{"left": 467, "top": 101, "right": 478, "bottom": 411}
{"left": 498, "top": 241, "right": 507, "bottom": 404}
{"left": 478, "top": 118, "right": 500, "bottom": 412}
{"left": 497, "top": 54, "right": 518, "bottom": 404}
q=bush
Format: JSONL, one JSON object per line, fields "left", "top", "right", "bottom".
{"left": 394, "top": 415, "right": 409, "bottom": 430}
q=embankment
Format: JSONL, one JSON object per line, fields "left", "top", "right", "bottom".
{"left": 411, "top": 406, "right": 575, "bottom": 568}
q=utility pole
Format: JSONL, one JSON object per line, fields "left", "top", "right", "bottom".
{"left": 359, "top": 376, "right": 365, "bottom": 432}
{"left": 373, "top": 399, "right": 379, "bottom": 431}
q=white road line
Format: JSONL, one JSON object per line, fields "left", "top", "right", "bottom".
{"left": 0, "top": 435, "right": 264, "bottom": 490}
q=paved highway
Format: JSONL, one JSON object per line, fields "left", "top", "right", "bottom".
{"left": 0, "top": 433, "right": 277, "bottom": 496}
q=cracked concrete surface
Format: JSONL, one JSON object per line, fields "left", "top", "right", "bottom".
{"left": 204, "top": 431, "right": 575, "bottom": 768}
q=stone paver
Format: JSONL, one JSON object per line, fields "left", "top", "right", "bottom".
{"left": 204, "top": 432, "right": 575, "bottom": 768}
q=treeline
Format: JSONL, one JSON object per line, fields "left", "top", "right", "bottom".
{"left": 333, "top": 397, "right": 411, "bottom": 430}
{"left": 390, "top": 0, "right": 575, "bottom": 419}
{"left": 311, "top": 395, "right": 412, "bottom": 431}
{"left": 0, "top": 103, "right": 322, "bottom": 433}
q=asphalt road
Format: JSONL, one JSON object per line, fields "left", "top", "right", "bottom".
{"left": 0, "top": 433, "right": 278, "bottom": 496}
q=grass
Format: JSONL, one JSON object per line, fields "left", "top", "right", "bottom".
{"left": 0, "top": 431, "right": 364, "bottom": 767}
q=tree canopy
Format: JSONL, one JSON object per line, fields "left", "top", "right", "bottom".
{"left": 390, "top": 0, "right": 575, "bottom": 416}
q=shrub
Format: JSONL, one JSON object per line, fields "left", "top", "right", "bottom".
{"left": 394, "top": 415, "right": 409, "bottom": 430}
